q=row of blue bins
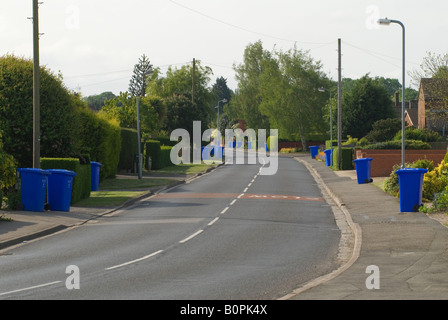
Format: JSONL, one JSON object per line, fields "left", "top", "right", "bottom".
{"left": 18, "top": 161, "right": 102, "bottom": 212}
{"left": 310, "top": 146, "right": 426, "bottom": 213}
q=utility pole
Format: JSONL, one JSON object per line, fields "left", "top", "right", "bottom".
{"left": 192, "top": 58, "right": 195, "bottom": 103}
{"left": 337, "top": 38, "right": 342, "bottom": 170}
{"left": 32, "top": 0, "right": 41, "bottom": 168}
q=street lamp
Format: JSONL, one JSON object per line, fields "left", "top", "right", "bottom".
{"left": 215, "top": 98, "right": 227, "bottom": 134}
{"left": 378, "top": 17, "right": 406, "bottom": 168}
{"left": 319, "top": 87, "right": 332, "bottom": 166}
{"left": 136, "top": 70, "right": 153, "bottom": 179}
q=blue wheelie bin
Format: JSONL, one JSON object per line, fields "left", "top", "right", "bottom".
{"left": 18, "top": 168, "right": 51, "bottom": 212}
{"left": 324, "top": 149, "right": 333, "bottom": 166}
{"left": 353, "top": 158, "right": 373, "bottom": 184}
{"left": 310, "top": 146, "right": 319, "bottom": 159}
{"left": 46, "top": 169, "right": 77, "bottom": 212}
{"left": 395, "top": 168, "right": 428, "bottom": 212}
{"left": 91, "top": 161, "right": 102, "bottom": 191}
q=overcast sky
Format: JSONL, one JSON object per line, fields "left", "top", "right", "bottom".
{"left": 2, "top": 0, "right": 447, "bottom": 97}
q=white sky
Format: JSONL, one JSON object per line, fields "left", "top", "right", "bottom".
{"left": 2, "top": 0, "right": 447, "bottom": 97}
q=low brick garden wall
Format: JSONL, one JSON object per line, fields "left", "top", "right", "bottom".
{"left": 355, "top": 149, "right": 446, "bottom": 177}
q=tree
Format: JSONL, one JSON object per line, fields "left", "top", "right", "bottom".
{"left": 129, "top": 54, "right": 153, "bottom": 97}
{"left": 212, "top": 77, "right": 233, "bottom": 132}
{"left": 100, "top": 92, "right": 164, "bottom": 139}
{"left": 84, "top": 91, "right": 116, "bottom": 111}
{"left": 341, "top": 75, "right": 395, "bottom": 139}
{"left": 147, "top": 61, "right": 214, "bottom": 132}
{"left": 231, "top": 41, "right": 270, "bottom": 131}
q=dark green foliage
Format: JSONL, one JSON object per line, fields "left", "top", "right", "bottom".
{"left": 118, "top": 128, "right": 138, "bottom": 172}
{"left": 365, "top": 118, "right": 402, "bottom": 143}
{"left": 41, "top": 158, "right": 91, "bottom": 203}
{"left": 363, "top": 140, "right": 431, "bottom": 150}
{"left": 332, "top": 147, "right": 354, "bottom": 170}
{"left": 77, "top": 109, "right": 121, "bottom": 180}
{"left": 0, "top": 55, "right": 80, "bottom": 167}
{"left": 342, "top": 75, "right": 395, "bottom": 139}
{"left": 145, "top": 140, "right": 161, "bottom": 170}
{"left": 160, "top": 146, "right": 174, "bottom": 168}
{"left": 84, "top": 91, "right": 116, "bottom": 111}
{"left": 393, "top": 127, "right": 443, "bottom": 142}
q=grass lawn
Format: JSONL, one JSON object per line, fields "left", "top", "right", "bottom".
{"left": 149, "top": 163, "right": 217, "bottom": 175}
{"left": 74, "top": 190, "right": 147, "bottom": 208}
{"left": 99, "top": 177, "right": 178, "bottom": 190}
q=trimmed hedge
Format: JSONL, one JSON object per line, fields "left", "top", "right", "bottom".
{"left": 362, "top": 139, "right": 431, "bottom": 150}
{"left": 118, "top": 128, "right": 138, "bottom": 172}
{"left": 331, "top": 147, "right": 354, "bottom": 170}
{"left": 145, "top": 141, "right": 174, "bottom": 170}
{"left": 41, "top": 158, "right": 91, "bottom": 203}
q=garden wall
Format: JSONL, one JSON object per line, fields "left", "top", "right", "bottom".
{"left": 355, "top": 149, "right": 446, "bottom": 177}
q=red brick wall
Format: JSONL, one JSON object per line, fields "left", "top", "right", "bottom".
{"left": 355, "top": 149, "right": 446, "bottom": 177}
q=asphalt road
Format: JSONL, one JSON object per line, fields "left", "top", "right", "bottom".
{"left": 0, "top": 155, "right": 341, "bottom": 300}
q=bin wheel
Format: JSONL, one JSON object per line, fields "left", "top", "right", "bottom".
{"left": 413, "top": 204, "right": 420, "bottom": 212}
{"left": 364, "top": 178, "right": 373, "bottom": 183}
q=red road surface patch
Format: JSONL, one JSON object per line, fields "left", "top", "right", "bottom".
{"left": 154, "top": 193, "right": 323, "bottom": 202}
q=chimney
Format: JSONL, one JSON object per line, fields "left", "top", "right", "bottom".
{"left": 395, "top": 92, "right": 400, "bottom": 107}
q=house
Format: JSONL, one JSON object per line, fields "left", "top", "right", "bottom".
{"left": 418, "top": 78, "right": 448, "bottom": 134}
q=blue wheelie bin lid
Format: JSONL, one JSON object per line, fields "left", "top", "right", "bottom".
{"left": 353, "top": 158, "right": 373, "bottom": 163}
{"left": 18, "top": 168, "right": 51, "bottom": 175}
{"left": 45, "top": 169, "right": 77, "bottom": 176}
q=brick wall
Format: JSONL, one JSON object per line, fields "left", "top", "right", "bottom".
{"left": 355, "top": 149, "right": 446, "bottom": 177}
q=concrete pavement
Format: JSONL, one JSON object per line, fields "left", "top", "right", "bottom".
{"left": 1, "top": 155, "right": 448, "bottom": 300}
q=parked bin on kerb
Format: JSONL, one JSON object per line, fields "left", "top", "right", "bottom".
{"left": 310, "top": 146, "right": 319, "bottom": 159}
{"left": 46, "top": 169, "right": 77, "bottom": 212}
{"left": 324, "top": 149, "right": 333, "bottom": 166}
{"left": 90, "top": 161, "right": 102, "bottom": 191}
{"left": 201, "top": 146, "right": 209, "bottom": 160}
{"left": 395, "top": 168, "right": 428, "bottom": 212}
{"left": 353, "top": 158, "right": 373, "bottom": 184}
{"left": 18, "top": 168, "right": 51, "bottom": 212}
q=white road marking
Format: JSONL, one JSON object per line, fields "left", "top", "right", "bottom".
{"left": 220, "top": 207, "right": 229, "bottom": 214}
{"left": 208, "top": 217, "right": 219, "bottom": 226}
{"left": 105, "top": 250, "right": 164, "bottom": 270}
{"left": 179, "top": 230, "right": 203, "bottom": 244}
{"left": 0, "top": 281, "right": 62, "bottom": 296}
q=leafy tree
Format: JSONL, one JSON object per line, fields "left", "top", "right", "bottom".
{"left": 129, "top": 54, "right": 153, "bottom": 97}
{"left": 212, "top": 77, "right": 233, "bottom": 132}
{"left": 84, "top": 91, "right": 116, "bottom": 111}
{"left": 341, "top": 75, "right": 395, "bottom": 139}
{"left": 100, "top": 92, "right": 164, "bottom": 139}
{"left": 231, "top": 41, "right": 270, "bottom": 131}
{"left": 147, "top": 61, "right": 214, "bottom": 132}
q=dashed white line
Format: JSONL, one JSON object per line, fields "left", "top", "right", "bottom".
{"left": 0, "top": 281, "right": 62, "bottom": 296}
{"left": 230, "top": 199, "right": 237, "bottom": 206}
{"left": 237, "top": 193, "right": 244, "bottom": 199}
{"left": 220, "top": 207, "right": 229, "bottom": 214}
{"left": 243, "top": 187, "right": 248, "bottom": 193}
{"left": 208, "top": 217, "right": 219, "bottom": 226}
{"left": 105, "top": 250, "right": 163, "bottom": 270}
{"left": 179, "top": 230, "right": 203, "bottom": 244}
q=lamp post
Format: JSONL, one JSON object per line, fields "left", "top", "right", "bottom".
{"left": 378, "top": 18, "right": 406, "bottom": 168}
{"left": 319, "top": 87, "right": 332, "bottom": 166}
{"left": 215, "top": 98, "right": 227, "bottom": 136}
{"left": 136, "top": 70, "right": 153, "bottom": 179}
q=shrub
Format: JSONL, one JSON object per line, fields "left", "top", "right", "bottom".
{"left": 41, "top": 158, "right": 91, "bottom": 203}
{"left": 145, "top": 140, "right": 161, "bottom": 170}
{"left": 363, "top": 140, "right": 431, "bottom": 150}
{"left": 331, "top": 147, "right": 353, "bottom": 170}
{"left": 394, "top": 127, "right": 442, "bottom": 143}
{"left": 160, "top": 146, "right": 174, "bottom": 168}
{"left": 118, "top": 128, "right": 138, "bottom": 172}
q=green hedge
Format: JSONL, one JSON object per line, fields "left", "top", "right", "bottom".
{"left": 145, "top": 141, "right": 174, "bottom": 170}
{"left": 41, "top": 158, "right": 91, "bottom": 203}
{"left": 331, "top": 147, "right": 354, "bottom": 170}
{"left": 362, "top": 140, "right": 431, "bottom": 150}
{"left": 118, "top": 128, "right": 138, "bottom": 172}
{"left": 160, "top": 146, "right": 174, "bottom": 168}
{"left": 77, "top": 109, "right": 121, "bottom": 180}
